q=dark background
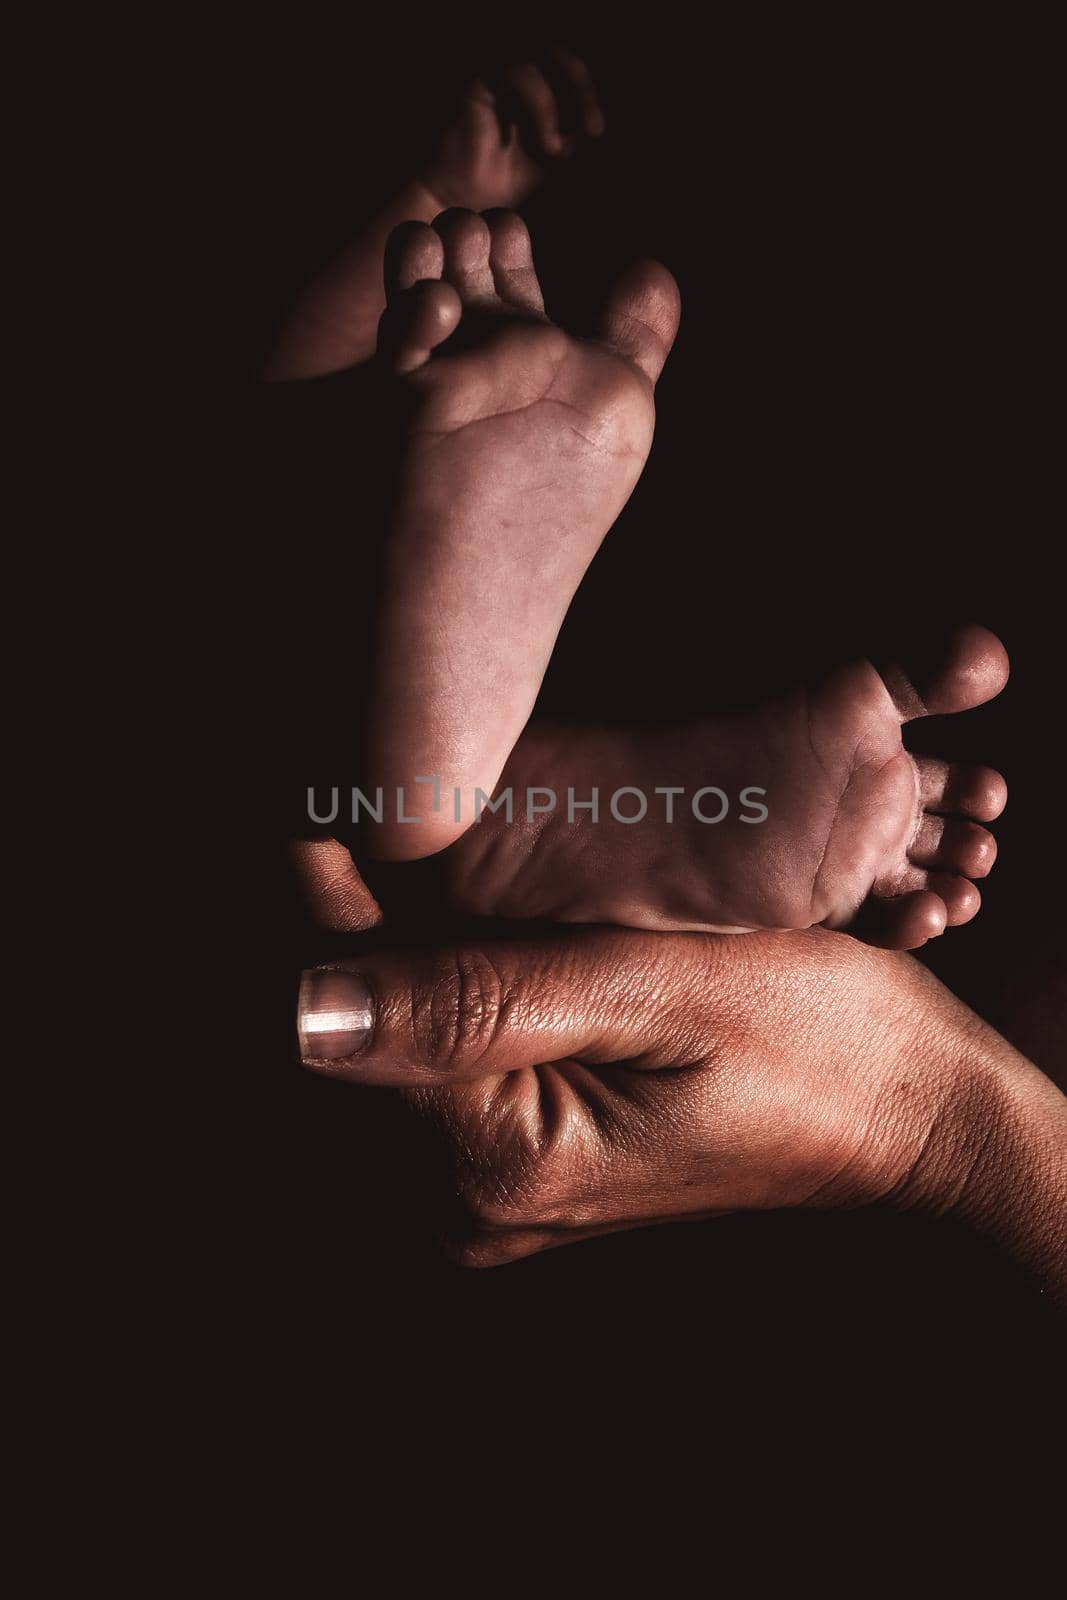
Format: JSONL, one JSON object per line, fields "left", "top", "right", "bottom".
{"left": 200, "top": 13, "right": 1063, "bottom": 1451}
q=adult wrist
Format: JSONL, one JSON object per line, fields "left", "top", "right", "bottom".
{"left": 955, "top": 1048, "right": 1066, "bottom": 1311}
{"left": 900, "top": 1017, "right": 1067, "bottom": 1311}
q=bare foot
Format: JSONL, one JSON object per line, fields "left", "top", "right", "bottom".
{"left": 421, "top": 624, "right": 1010, "bottom": 949}
{"left": 422, "top": 48, "right": 605, "bottom": 211}
{"left": 261, "top": 49, "right": 604, "bottom": 380}
{"left": 363, "top": 207, "right": 680, "bottom": 859}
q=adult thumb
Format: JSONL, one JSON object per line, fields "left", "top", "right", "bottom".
{"left": 296, "top": 926, "right": 729, "bottom": 1086}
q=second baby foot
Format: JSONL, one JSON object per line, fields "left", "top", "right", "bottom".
{"left": 420, "top": 624, "right": 1010, "bottom": 949}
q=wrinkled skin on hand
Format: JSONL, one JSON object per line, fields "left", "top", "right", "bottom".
{"left": 293, "top": 844, "right": 1062, "bottom": 1284}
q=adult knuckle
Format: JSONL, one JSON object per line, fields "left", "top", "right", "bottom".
{"left": 410, "top": 950, "right": 510, "bottom": 1073}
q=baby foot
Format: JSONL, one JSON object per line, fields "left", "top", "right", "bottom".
{"left": 261, "top": 49, "right": 604, "bottom": 380}
{"left": 419, "top": 624, "right": 1009, "bottom": 949}
{"left": 422, "top": 48, "right": 605, "bottom": 213}
{"left": 363, "top": 207, "right": 680, "bottom": 859}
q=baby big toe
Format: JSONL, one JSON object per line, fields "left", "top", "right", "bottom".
{"left": 597, "top": 258, "right": 681, "bottom": 384}
{"left": 880, "top": 623, "right": 1010, "bottom": 721}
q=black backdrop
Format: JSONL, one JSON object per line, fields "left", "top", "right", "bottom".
{"left": 197, "top": 13, "right": 1063, "bottom": 1456}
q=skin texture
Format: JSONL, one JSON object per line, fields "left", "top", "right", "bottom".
{"left": 398, "top": 629, "right": 1009, "bottom": 948}
{"left": 276, "top": 206, "right": 1007, "bottom": 945}
{"left": 292, "top": 201, "right": 1006, "bottom": 948}
{"left": 272, "top": 51, "right": 1055, "bottom": 1309}
{"left": 260, "top": 49, "right": 605, "bottom": 380}
{"left": 262, "top": 87, "right": 1006, "bottom": 947}
{"left": 362, "top": 209, "right": 680, "bottom": 859}
{"left": 294, "top": 890, "right": 1067, "bottom": 1307}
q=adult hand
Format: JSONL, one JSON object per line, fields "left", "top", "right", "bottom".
{"left": 296, "top": 912, "right": 1066, "bottom": 1303}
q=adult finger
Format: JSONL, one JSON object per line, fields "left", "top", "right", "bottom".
{"left": 295, "top": 925, "right": 742, "bottom": 1085}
